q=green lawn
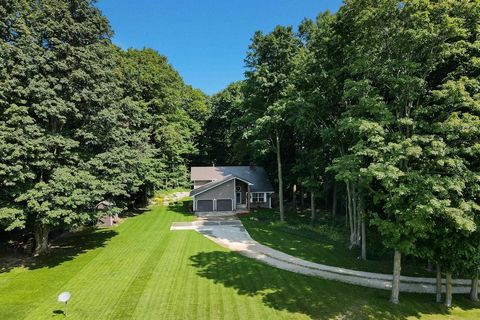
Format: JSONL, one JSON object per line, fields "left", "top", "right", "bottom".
{"left": 241, "top": 209, "right": 436, "bottom": 277}
{"left": 0, "top": 205, "right": 479, "bottom": 319}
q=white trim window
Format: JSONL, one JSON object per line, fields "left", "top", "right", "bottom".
{"left": 251, "top": 192, "right": 266, "bottom": 203}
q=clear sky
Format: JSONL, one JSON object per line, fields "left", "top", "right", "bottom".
{"left": 97, "top": 0, "right": 344, "bottom": 95}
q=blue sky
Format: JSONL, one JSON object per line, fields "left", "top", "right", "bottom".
{"left": 97, "top": 0, "right": 343, "bottom": 95}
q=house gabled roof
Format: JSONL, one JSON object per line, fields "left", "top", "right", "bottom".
{"left": 190, "top": 166, "right": 274, "bottom": 194}
{"left": 190, "top": 175, "right": 253, "bottom": 197}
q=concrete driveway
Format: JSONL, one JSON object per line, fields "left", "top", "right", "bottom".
{"left": 171, "top": 217, "right": 473, "bottom": 294}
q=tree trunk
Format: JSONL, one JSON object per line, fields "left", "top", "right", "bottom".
{"left": 141, "top": 184, "right": 149, "bottom": 207}
{"left": 470, "top": 275, "right": 479, "bottom": 302}
{"left": 34, "top": 223, "right": 49, "bottom": 255}
{"left": 323, "top": 183, "right": 328, "bottom": 211}
{"left": 275, "top": 131, "right": 284, "bottom": 221}
{"left": 345, "top": 196, "right": 348, "bottom": 228}
{"left": 292, "top": 184, "right": 297, "bottom": 213}
{"left": 300, "top": 185, "right": 305, "bottom": 213}
{"left": 445, "top": 272, "right": 452, "bottom": 307}
{"left": 143, "top": 187, "right": 149, "bottom": 206}
{"left": 351, "top": 184, "right": 358, "bottom": 246}
{"left": 359, "top": 192, "right": 366, "bottom": 260}
{"left": 346, "top": 182, "right": 354, "bottom": 247}
{"left": 361, "top": 220, "right": 366, "bottom": 260}
{"left": 310, "top": 191, "right": 315, "bottom": 223}
{"left": 331, "top": 182, "right": 337, "bottom": 221}
{"left": 390, "top": 250, "right": 401, "bottom": 304}
{"left": 436, "top": 264, "right": 442, "bottom": 303}
{"left": 353, "top": 203, "right": 359, "bottom": 246}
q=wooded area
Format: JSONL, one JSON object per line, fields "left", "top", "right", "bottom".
{"left": 0, "top": 1, "right": 208, "bottom": 254}
{"left": 199, "top": 0, "right": 480, "bottom": 306}
{"left": 1, "top": 0, "right": 479, "bottom": 308}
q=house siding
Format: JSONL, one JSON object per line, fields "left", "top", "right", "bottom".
{"left": 195, "top": 180, "right": 235, "bottom": 202}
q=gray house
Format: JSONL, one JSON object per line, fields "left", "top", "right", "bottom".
{"left": 190, "top": 166, "right": 274, "bottom": 215}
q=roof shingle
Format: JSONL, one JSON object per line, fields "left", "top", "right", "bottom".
{"left": 190, "top": 166, "right": 274, "bottom": 193}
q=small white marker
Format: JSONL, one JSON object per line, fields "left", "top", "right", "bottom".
{"left": 57, "top": 292, "right": 71, "bottom": 316}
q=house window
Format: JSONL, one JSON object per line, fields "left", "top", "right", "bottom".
{"left": 251, "top": 192, "right": 266, "bottom": 203}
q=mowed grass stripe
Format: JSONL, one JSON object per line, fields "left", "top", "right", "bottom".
{"left": 134, "top": 230, "right": 196, "bottom": 319}
{"left": 236, "top": 254, "right": 306, "bottom": 320}
{"left": 104, "top": 207, "right": 176, "bottom": 319}
{"left": 223, "top": 255, "right": 255, "bottom": 320}
{"left": 2, "top": 203, "right": 480, "bottom": 319}
{"left": 25, "top": 206, "right": 175, "bottom": 320}
{"left": 178, "top": 234, "right": 201, "bottom": 319}
{"left": 0, "top": 253, "right": 97, "bottom": 319}
{"left": 86, "top": 206, "right": 183, "bottom": 319}
{"left": 0, "top": 230, "right": 113, "bottom": 320}
{"left": 168, "top": 232, "right": 201, "bottom": 319}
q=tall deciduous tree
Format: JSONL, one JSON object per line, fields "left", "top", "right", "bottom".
{"left": 0, "top": 1, "right": 209, "bottom": 254}
{"left": 0, "top": 0, "right": 127, "bottom": 254}
{"left": 243, "top": 26, "right": 301, "bottom": 221}
{"left": 197, "top": 81, "right": 246, "bottom": 165}
{"left": 113, "top": 48, "right": 208, "bottom": 200}
{"left": 204, "top": 0, "right": 480, "bottom": 305}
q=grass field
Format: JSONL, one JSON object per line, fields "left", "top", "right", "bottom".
{"left": 0, "top": 204, "right": 479, "bottom": 319}
{"left": 241, "top": 209, "right": 436, "bottom": 277}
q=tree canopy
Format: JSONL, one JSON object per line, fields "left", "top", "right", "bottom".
{"left": 200, "top": 0, "right": 480, "bottom": 305}
{"left": 1, "top": 0, "right": 479, "bottom": 307}
{"left": 0, "top": 0, "right": 208, "bottom": 254}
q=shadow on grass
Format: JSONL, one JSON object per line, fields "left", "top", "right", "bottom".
{"left": 121, "top": 208, "right": 150, "bottom": 218}
{"left": 52, "top": 309, "right": 65, "bottom": 316}
{"left": 190, "top": 251, "right": 478, "bottom": 320}
{"left": 167, "top": 203, "right": 196, "bottom": 218}
{"left": 241, "top": 209, "right": 434, "bottom": 277}
{"left": 0, "top": 228, "right": 117, "bottom": 274}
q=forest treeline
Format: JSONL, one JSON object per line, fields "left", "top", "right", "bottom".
{"left": 1, "top": 0, "right": 479, "bottom": 308}
{"left": 0, "top": 1, "right": 208, "bottom": 254}
{"left": 199, "top": 0, "right": 480, "bottom": 305}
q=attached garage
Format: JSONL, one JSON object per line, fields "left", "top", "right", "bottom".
{"left": 191, "top": 174, "right": 261, "bottom": 215}
{"left": 190, "top": 167, "right": 275, "bottom": 216}
{"left": 216, "top": 199, "right": 233, "bottom": 212}
{"left": 196, "top": 200, "right": 213, "bottom": 212}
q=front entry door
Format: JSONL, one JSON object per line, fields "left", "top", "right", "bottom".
{"left": 236, "top": 192, "right": 242, "bottom": 205}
